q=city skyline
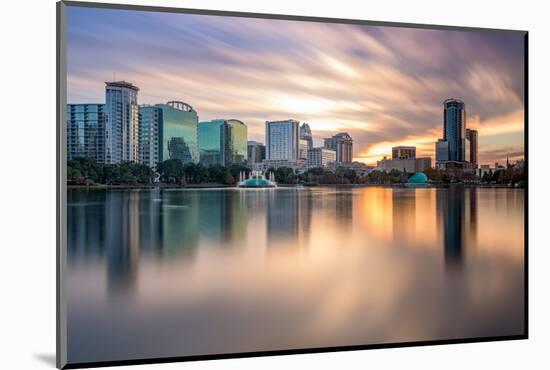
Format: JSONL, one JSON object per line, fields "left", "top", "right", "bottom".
{"left": 67, "top": 7, "right": 525, "bottom": 166}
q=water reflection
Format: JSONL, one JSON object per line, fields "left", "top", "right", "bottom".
{"left": 334, "top": 189, "right": 353, "bottom": 230}
{"left": 392, "top": 189, "right": 417, "bottom": 247}
{"left": 267, "top": 189, "right": 299, "bottom": 241}
{"left": 67, "top": 187, "right": 525, "bottom": 364}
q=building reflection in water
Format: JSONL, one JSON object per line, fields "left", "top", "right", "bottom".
{"left": 392, "top": 189, "right": 416, "bottom": 247}
{"left": 104, "top": 191, "right": 141, "bottom": 296}
{"left": 468, "top": 188, "right": 478, "bottom": 249}
{"left": 267, "top": 189, "right": 298, "bottom": 241}
{"left": 68, "top": 187, "right": 483, "bottom": 291}
{"left": 199, "top": 190, "right": 247, "bottom": 247}
{"left": 67, "top": 189, "right": 107, "bottom": 259}
{"left": 334, "top": 189, "right": 353, "bottom": 231}
{"left": 267, "top": 189, "right": 312, "bottom": 246}
{"left": 159, "top": 190, "right": 199, "bottom": 261}
{"left": 436, "top": 187, "right": 478, "bottom": 269}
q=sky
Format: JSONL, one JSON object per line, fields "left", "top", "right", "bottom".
{"left": 66, "top": 6, "right": 525, "bottom": 166}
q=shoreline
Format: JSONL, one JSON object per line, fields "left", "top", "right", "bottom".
{"left": 67, "top": 183, "right": 524, "bottom": 190}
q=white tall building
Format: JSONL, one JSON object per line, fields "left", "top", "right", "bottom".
{"left": 299, "top": 139, "right": 309, "bottom": 160}
{"left": 104, "top": 81, "right": 140, "bottom": 164}
{"left": 265, "top": 119, "right": 300, "bottom": 161}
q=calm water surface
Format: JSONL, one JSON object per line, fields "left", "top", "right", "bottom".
{"left": 67, "top": 187, "right": 525, "bottom": 363}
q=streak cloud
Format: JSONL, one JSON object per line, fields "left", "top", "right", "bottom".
{"left": 67, "top": 7, "right": 525, "bottom": 165}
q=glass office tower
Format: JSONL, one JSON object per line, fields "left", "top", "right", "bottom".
{"left": 198, "top": 119, "right": 247, "bottom": 166}
{"left": 198, "top": 119, "right": 225, "bottom": 166}
{"left": 138, "top": 101, "right": 199, "bottom": 168}
{"left": 66, "top": 104, "right": 105, "bottom": 163}
{"left": 104, "top": 81, "right": 140, "bottom": 164}
{"left": 158, "top": 101, "right": 199, "bottom": 164}
{"left": 223, "top": 119, "right": 247, "bottom": 166}
{"left": 443, "top": 98, "right": 466, "bottom": 162}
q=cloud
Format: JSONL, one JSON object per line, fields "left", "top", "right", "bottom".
{"left": 66, "top": 7, "right": 525, "bottom": 166}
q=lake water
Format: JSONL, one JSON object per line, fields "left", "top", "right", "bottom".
{"left": 66, "top": 186, "right": 525, "bottom": 364}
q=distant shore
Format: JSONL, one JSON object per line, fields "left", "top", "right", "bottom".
{"left": 67, "top": 182, "right": 524, "bottom": 190}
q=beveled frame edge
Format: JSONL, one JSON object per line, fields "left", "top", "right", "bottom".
{"left": 57, "top": 1, "right": 68, "bottom": 368}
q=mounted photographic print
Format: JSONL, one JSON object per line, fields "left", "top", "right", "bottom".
{"left": 56, "top": 1, "right": 527, "bottom": 368}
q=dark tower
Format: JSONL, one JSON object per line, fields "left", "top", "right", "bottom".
{"left": 443, "top": 98, "right": 466, "bottom": 162}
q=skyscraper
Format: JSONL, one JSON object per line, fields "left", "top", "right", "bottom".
{"left": 299, "top": 139, "right": 309, "bottom": 160}
{"left": 265, "top": 119, "right": 300, "bottom": 161}
{"left": 198, "top": 119, "right": 247, "bottom": 166}
{"left": 66, "top": 104, "right": 105, "bottom": 163}
{"left": 443, "top": 98, "right": 466, "bottom": 162}
{"left": 299, "top": 122, "right": 313, "bottom": 150}
{"left": 158, "top": 101, "right": 199, "bottom": 164}
{"left": 104, "top": 81, "right": 140, "bottom": 164}
{"left": 465, "top": 128, "right": 478, "bottom": 168}
{"left": 198, "top": 119, "right": 225, "bottom": 166}
{"left": 222, "top": 119, "right": 247, "bottom": 166}
{"left": 138, "top": 105, "right": 162, "bottom": 168}
{"left": 324, "top": 132, "right": 353, "bottom": 163}
{"left": 139, "top": 101, "right": 199, "bottom": 168}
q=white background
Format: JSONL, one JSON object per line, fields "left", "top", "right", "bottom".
{"left": 0, "top": 0, "right": 548, "bottom": 369}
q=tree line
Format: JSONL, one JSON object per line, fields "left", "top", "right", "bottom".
{"left": 67, "top": 157, "right": 525, "bottom": 187}
{"left": 67, "top": 158, "right": 249, "bottom": 186}
{"left": 424, "top": 166, "right": 525, "bottom": 185}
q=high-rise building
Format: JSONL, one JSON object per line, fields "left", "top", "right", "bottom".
{"left": 392, "top": 146, "right": 416, "bottom": 160}
{"left": 66, "top": 104, "right": 105, "bottom": 163}
{"left": 139, "top": 101, "right": 199, "bottom": 168}
{"left": 324, "top": 132, "right": 353, "bottom": 163}
{"left": 247, "top": 141, "right": 265, "bottom": 165}
{"left": 198, "top": 119, "right": 247, "bottom": 166}
{"left": 465, "top": 128, "right": 478, "bottom": 168}
{"left": 104, "top": 81, "right": 140, "bottom": 164}
{"left": 307, "top": 147, "right": 336, "bottom": 168}
{"left": 198, "top": 119, "right": 225, "bottom": 166}
{"left": 138, "top": 105, "right": 162, "bottom": 168}
{"left": 299, "top": 139, "right": 309, "bottom": 160}
{"left": 443, "top": 98, "right": 466, "bottom": 162}
{"left": 299, "top": 122, "right": 313, "bottom": 150}
{"left": 265, "top": 119, "right": 300, "bottom": 161}
{"left": 161, "top": 101, "right": 199, "bottom": 164}
{"left": 222, "top": 119, "right": 247, "bottom": 166}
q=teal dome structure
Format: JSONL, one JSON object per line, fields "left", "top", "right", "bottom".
{"left": 240, "top": 178, "right": 274, "bottom": 188}
{"left": 408, "top": 172, "right": 428, "bottom": 184}
{"left": 238, "top": 171, "right": 277, "bottom": 188}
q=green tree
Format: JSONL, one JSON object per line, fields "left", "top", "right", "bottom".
{"left": 206, "top": 164, "right": 229, "bottom": 184}
{"left": 157, "top": 159, "right": 185, "bottom": 184}
{"left": 67, "top": 157, "right": 102, "bottom": 183}
{"left": 271, "top": 167, "right": 294, "bottom": 184}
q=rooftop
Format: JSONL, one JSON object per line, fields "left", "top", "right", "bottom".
{"left": 443, "top": 98, "right": 464, "bottom": 105}
{"left": 105, "top": 80, "right": 139, "bottom": 91}
{"left": 166, "top": 100, "right": 194, "bottom": 112}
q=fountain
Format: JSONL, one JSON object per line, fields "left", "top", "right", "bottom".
{"left": 238, "top": 170, "right": 277, "bottom": 188}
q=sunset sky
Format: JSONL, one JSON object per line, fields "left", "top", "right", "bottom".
{"left": 67, "top": 6, "right": 525, "bottom": 166}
